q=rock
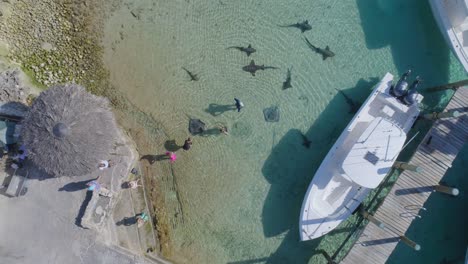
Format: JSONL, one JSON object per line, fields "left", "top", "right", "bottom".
{"left": 95, "top": 206, "right": 103, "bottom": 215}
{"left": 130, "top": 9, "right": 141, "bottom": 20}
{"left": 0, "top": 70, "right": 31, "bottom": 104}
{"left": 40, "top": 40, "right": 53, "bottom": 49}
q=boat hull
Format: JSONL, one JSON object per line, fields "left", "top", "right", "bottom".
{"left": 299, "top": 73, "right": 422, "bottom": 241}
{"left": 429, "top": 0, "right": 468, "bottom": 73}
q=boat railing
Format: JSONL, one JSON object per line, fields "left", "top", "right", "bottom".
{"left": 326, "top": 196, "right": 361, "bottom": 220}
{"left": 301, "top": 198, "right": 360, "bottom": 240}
{"left": 451, "top": 26, "right": 468, "bottom": 62}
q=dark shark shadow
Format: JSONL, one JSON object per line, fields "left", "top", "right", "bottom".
{"left": 260, "top": 78, "right": 375, "bottom": 263}
{"left": 205, "top": 103, "right": 237, "bottom": 116}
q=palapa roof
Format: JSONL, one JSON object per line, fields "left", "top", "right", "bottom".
{"left": 21, "top": 84, "right": 119, "bottom": 177}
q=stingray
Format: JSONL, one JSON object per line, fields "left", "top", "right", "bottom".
{"left": 263, "top": 106, "right": 280, "bottom": 122}
{"left": 189, "top": 119, "right": 206, "bottom": 135}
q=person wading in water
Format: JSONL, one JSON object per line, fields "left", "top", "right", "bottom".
{"left": 182, "top": 137, "right": 192, "bottom": 151}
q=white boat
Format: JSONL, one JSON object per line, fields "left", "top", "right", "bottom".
{"left": 465, "top": 246, "right": 468, "bottom": 264}
{"left": 429, "top": 0, "right": 468, "bottom": 73}
{"left": 299, "top": 72, "right": 423, "bottom": 241}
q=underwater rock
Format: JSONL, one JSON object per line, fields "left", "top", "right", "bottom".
{"left": 263, "top": 106, "right": 280, "bottom": 122}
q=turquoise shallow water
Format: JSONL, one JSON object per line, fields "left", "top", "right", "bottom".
{"left": 102, "top": 0, "right": 465, "bottom": 263}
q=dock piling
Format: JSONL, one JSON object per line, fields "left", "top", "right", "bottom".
{"left": 426, "top": 79, "right": 468, "bottom": 92}
{"left": 399, "top": 235, "right": 421, "bottom": 251}
{"left": 422, "top": 110, "right": 460, "bottom": 120}
{"left": 433, "top": 184, "right": 459, "bottom": 196}
{"left": 360, "top": 210, "right": 385, "bottom": 229}
{"left": 318, "top": 250, "right": 337, "bottom": 264}
{"left": 392, "top": 161, "right": 423, "bottom": 173}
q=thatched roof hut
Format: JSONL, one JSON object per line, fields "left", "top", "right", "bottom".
{"left": 21, "top": 84, "right": 119, "bottom": 177}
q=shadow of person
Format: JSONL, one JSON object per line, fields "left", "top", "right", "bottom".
{"left": 140, "top": 154, "right": 169, "bottom": 165}
{"left": 58, "top": 178, "right": 97, "bottom": 192}
{"left": 164, "top": 140, "right": 182, "bottom": 152}
{"left": 75, "top": 190, "right": 93, "bottom": 229}
{"left": 205, "top": 103, "right": 237, "bottom": 116}
{"left": 116, "top": 216, "right": 137, "bottom": 226}
{"left": 200, "top": 127, "right": 221, "bottom": 137}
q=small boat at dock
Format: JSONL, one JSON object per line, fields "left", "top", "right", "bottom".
{"left": 299, "top": 72, "right": 423, "bottom": 241}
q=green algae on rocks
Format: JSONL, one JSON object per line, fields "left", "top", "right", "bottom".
{"left": 0, "top": 0, "right": 109, "bottom": 94}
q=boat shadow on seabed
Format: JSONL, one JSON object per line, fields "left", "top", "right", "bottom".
{"left": 357, "top": 0, "right": 453, "bottom": 109}
{"left": 259, "top": 79, "right": 374, "bottom": 264}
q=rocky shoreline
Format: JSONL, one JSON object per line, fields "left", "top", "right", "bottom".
{"left": 0, "top": 69, "right": 30, "bottom": 103}
{"left": 0, "top": 0, "right": 111, "bottom": 92}
{"left": 0, "top": 0, "right": 175, "bottom": 261}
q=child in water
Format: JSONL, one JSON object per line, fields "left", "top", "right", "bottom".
{"left": 182, "top": 137, "right": 192, "bottom": 151}
{"left": 219, "top": 125, "right": 229, "bottom": 135}
{"left": 165, "top": 151, "right": 177, "bottom": 163}
{"left": 234, "top": 98, "right": 244, "bottom": 112}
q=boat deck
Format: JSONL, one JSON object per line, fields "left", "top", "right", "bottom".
{"left": 341, "top": 88, "right": 468, "bottom": 264}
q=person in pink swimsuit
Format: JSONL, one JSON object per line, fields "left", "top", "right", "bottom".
{"left": 165, "top": 151, "right": 177, "bottom": 163}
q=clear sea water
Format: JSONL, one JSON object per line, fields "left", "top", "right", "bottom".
{"left": 101, "top": 0, "right": 466, "bottom": 263}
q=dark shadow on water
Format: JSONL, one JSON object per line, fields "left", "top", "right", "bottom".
{"left": 357, "top": 0, "right": 454, "bottom": 111}
{"left": 360, "top": 237, "right": 400, "bottom": 246}
{"left": 204, "top": 103, "right": 236, "bottom": 116}
{"left": 226, "top": 257, "right": 269, "bottom": 264}
{"left": 58, "top": 178, "right": 97, "bottom": 192}
{"left": 140, "top": 154, "right": 169, "bottom": 164}
{"left": 261, "top": 78, "right": 375, "bottom": 263}
{"left": 394, "top": 186, "right": 433, "bottom": 196}
{"left": 75, "top": 190, "right": 93, "bottom": 229}
{"left": 200, "top": 127, "right": 221, "bottom": 137}
{"left": 164, "top": 140, "right": 182, "bottom": 152}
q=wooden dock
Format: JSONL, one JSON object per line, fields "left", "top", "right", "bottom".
{"left": 341, "top": 88, "right": 468, "bottom": 264}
